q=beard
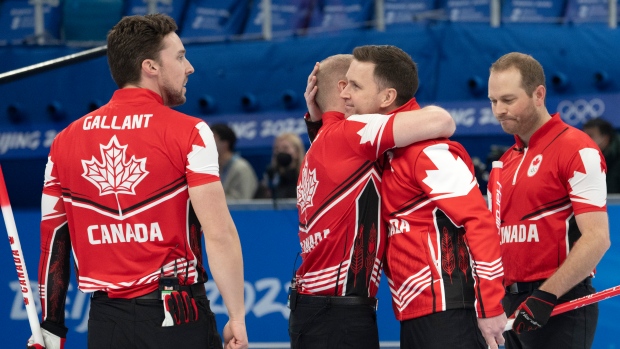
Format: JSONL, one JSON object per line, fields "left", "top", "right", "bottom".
{"left": 516, "top": 102, "right": 540, "bottom": 135}
{"left": 500, "top": 102, "right": 539, "bottom": 136}
{"left": 160, "top": 68, "right": 187, "bottom": 107}
{"left": 161, "top": 83, "right": 186, "bottom": 107}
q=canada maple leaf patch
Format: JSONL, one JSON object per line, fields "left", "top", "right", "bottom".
{"left": 81, "top": 136, "right": 149, "bottom": 196}
{"left": 297, "top": 161, "right": 318, "bottom": 214}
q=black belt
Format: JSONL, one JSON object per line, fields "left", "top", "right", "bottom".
{"left": 92, "top": 283, "right": 206, "bottom": 300}
{"left": 296, "top": 294, "right": 377, "bottom": 308}
{"left": 506, "top": 277, "right": 591, "bottom": 294}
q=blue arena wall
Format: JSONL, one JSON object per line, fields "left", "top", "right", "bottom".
{"left": 1, "top": 24, "right": 620, "bottom": 122}
{"left": 2, "top": 3, "right": 620, "bottom": 347}
{"left": 1, "top": 23, "right": 620, "bottom": 209}
{"left": 1, "top": 202, "right": 619, "bottom": 348}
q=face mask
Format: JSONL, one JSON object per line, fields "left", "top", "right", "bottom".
{"left": 275, "top": 152, "right": 293, "bottom": 168}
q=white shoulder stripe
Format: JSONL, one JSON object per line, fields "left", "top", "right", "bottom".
{"left": 347, "top": 113, "right": 390, "bottom": 148}
{"left": 568, "top": 148, "right": 607, "bottom": 207}
{"left": 187, "top": 122, "right": 219, "bottom": 176}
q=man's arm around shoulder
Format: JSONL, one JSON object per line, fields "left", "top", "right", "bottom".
{"left": 392, "top": 106, "right": 456, "bottom": 147}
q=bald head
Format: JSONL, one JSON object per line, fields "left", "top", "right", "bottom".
{"left": 316, "top": 54, "right": 353, "bottom": 113}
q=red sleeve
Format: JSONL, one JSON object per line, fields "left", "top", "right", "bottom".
{"left": 185, "top": 122, "right": 220, "bottom": 187}
{"left": 561, "top": 143, "right": 608, "bottom": 215}
{"left": 342, "top": 113, "right": 396, "bottom": 161}
{"left": 414, "top": 142, "right": 505, "bottom": 318}
{"left": 39, "top": 147, "right": 71, "bottom": 331}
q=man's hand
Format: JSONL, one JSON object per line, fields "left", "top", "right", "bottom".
{"left": 223, "top": 320, "right": 248, "bottom": 349}
{"left": 304, "top": 62, "right": 322, "bottom": 122}
{"left": 512, "top": 289, "right": 557, "bottom": 334}
{"left": 27, "top": 328, "right": 66, "bottom": 349}
{"left": 477, "top": 313, "right": 507, "bottom": 349}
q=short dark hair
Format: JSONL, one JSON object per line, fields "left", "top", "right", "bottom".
{"left": 210, "top": 123, "right": 237, "bottom": 151}
{"left": 490, "top": 52, "right": 545, "bottom": 96}
{"left": 352, "top": 45, "right": 418, "bottom": 107}
{"left": 107, "top": 14, "right": 178, "bottom": 88}
{"left": 583, "top": 117, "right": 616, "bottom": 139}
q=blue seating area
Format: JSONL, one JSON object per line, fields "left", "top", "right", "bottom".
{"left": 305, "top": 0, "right": 375, "bottom": 34}
{"left": 383, "top": 0, "right": 436, "bottom": 28}
{"left": 1, "top": 2, "right": 620, "bottom": 348}
{"left": 566, "top": 0, "right": 618, "bottom": 24}
{"left": 124, "top": 0, "right": 188, "bottom": 25}
{"left": 441, "top": 0, "right": 491, "bottom": 22}
{"left": 0, "top": 0, "right": 63, "bottom": 44}
{"left": 1, "top": 0, "right": 618, "bottom": 44}
{"left": 242, "top": 0, "right": 310, "bottom": 38}
{"left": 63, "top": 0, "right": 124, "bottom": 41}
{"left": 501, "top": 0, "right": 568, "bottom": 23}
{"left": 180, "top": 0, "right": 250, "bottom": 41}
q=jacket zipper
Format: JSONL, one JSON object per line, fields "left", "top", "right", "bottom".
{"left": 512, "top": 147, "right": 528, "bottom": 185}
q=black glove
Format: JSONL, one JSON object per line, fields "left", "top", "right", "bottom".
{"left": 512, "top": 289, "right": 557, "bottom": 334}
{"left": 304, "top": 112, "right": 323, "bottom": 143}
{"left": 162, "top": 291, "right": 199, "bottom": 326}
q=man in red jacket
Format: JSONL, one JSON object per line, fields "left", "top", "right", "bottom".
{"left": 30, "top": 14, "right": 247, "bottom": 349}
{"left": 344, "top": 45, "right": 507, "bottom": 349}
{"left": 488, "top": 52, "right": 609, "bottom": 349}
{"left": 291, "top": 48, "right": 456, "bottom": 349}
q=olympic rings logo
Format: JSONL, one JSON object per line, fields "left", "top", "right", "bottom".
{"left": 557, "top": 98, "right": 605, "bottom": 125}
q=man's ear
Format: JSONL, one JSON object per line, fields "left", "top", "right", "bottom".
{"left": 142, "top": 59, "right": 158, "bottom": 77}
{"left": 380, "top": 88, "right": 397, "bottom": 108}
{"left": 533, "top": 85, "right": 546, "bottom": 107}
{"left": 337, "top": 80, "right": 347, "bottom": 92}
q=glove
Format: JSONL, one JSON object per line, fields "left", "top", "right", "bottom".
{"left": 27, "top": 321, "right": 67, "bottom": 349}
{"left": 304, "top": 112, "right": 323, "bottom": 143}
{"left": 162, "top": 291, "right": 199, "bottom": 327}
{"left": 512, "top": 289, "right": 557, "bottom": 334}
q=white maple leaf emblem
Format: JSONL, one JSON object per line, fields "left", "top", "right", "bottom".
{"left": 297, "top": 161, "right": 319, "bottom": 213}
{"left": 347, "top": 113, "right": 390, "bottom": 146}
{"left": 81, "top": 135, "right": 149, "bottom": 196}
{"left": 422, "top": 144, "right": 476, "bottom": 197}
{"left": 568, "top": 148, "right": 606, "bottom": 207}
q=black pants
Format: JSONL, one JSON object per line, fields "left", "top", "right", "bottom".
{"left": 288, "top": 300, "right": 379, "bottom": 349}
{"left": 400, "top": 308, "right": 487, "bottom": 349}
{"left": 88, "top": 294, "right": 222, "bottom": 349}
{"left": 503, "top": 281, "right": 598, "bottom": 349}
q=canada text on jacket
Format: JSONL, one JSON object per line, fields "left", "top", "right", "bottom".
{"left": 500, "top": 224, "right": 539, "bottom": 244}
{"left": 87, "top": 222, "right": 163, "bottom": 245}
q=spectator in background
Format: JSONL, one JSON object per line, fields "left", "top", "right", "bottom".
{"left": 211, "top": 123, "right": 258, "bottom": 200}
{"left": 255, "top": 132, "right": 305, "bottom": 199}
{"left": 583, "top": 117, "right": 620, "bottom": 193}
